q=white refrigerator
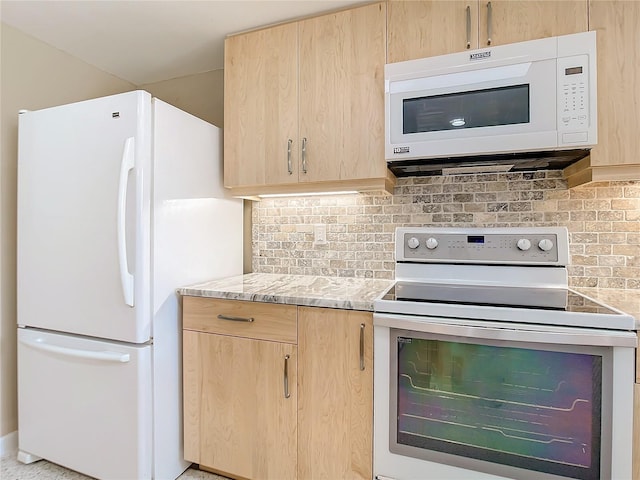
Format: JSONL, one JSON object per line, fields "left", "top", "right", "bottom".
{"left": 16, "top": 90, "right": 242, "bottom": 479}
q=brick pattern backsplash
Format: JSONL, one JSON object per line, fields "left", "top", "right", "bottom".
{"left": 252, "top": 172, "right": 640, "bottom": 289}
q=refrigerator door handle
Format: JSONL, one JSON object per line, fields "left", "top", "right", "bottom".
{"left": 20, "top": 337, "right": 131, "bottom": 363}
{"left": 117, "top": 137, "right": 135, "bottom": 307}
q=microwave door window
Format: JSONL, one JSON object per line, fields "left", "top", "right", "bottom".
{"left": 403, "top": 84, "right": 530, "bottom": 134}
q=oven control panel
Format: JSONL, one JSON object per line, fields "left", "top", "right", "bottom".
{"left": 396, "top": 227, "right": 569, "bottom": 265}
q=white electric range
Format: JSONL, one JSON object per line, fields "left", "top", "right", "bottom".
{"left": 373, "top": 227, "right": 637, "bottom": 480}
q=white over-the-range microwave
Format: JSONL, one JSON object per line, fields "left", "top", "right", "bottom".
{"left": 385, "top": 31, "right": 597, "bottom": 176}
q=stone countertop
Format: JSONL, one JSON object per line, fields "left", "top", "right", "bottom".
{"left": 178, "top": 273, "right": 394, "bottom": 312}
{"left": 178, "top": 273, "right": 639, "bottom": 321}
{"left": 574, "top": 287, "right": 640, "bottom": 322}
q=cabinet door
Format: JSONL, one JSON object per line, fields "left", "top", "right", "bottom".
{"left": 299, "top": 2, "right": 386, "bottom": 184}
{"left": 184, "top": 330, "right": 297, "bottom": 480}
{"left": 588, "top": 0, "right": 640, "bottom": 172}
{"left": 298, "top": 307, "right": 373, "bottom": 480}
{"left": 478, "top": 0, "right": 587, "bottom": 47}
{"left": 224, "top": 22, "right": 298, "bottom": 188}
{"left": 388, "top": 1, "right": 479, "bottom": 62}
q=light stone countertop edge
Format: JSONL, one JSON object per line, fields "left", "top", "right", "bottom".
{"left": 178, "top": 273, "right": 639, "bottom": 321}
{"left": 178, "top": 272, "right": 395, "bottom": 312}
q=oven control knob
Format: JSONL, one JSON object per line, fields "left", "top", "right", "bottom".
{"left": 425, "top": 237, "right": 438, "bottom": 250}
{"left": 538, "top": 238, "right": 554, "bottom": 251}
{"left": 407, "top": 237, "right": 420, "bottom": 249}
{"left": 516, "top": 238, "right": 532, "bottom": 251}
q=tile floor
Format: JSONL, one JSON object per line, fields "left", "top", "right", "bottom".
{"left": 1, "top": 451, "right": 230, "bottom": 480}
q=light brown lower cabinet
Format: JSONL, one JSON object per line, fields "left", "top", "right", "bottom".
{"left": 182, "top": 297, "right": 373, "bottom": 480}
{"left": 297, "top": 307, "right": 373, "bottom": 480}
{"left": 183, "top": 297, "right": 298, "bottom": 480}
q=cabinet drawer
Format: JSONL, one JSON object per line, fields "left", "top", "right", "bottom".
{"left": 183, "top": 296, "right": 297, "bottom": 344}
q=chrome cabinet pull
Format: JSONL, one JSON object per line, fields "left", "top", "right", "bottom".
{"left": 216, "top": 314, "right": 254, "bottom": 323}
{"left": 283, "top": 354, "right": 291, "bottom": 398}
{"left": 359, "top": 323, "right": 365, "bottom": 371}
{"left": 287, "top": 138, "right": 293, "bottom": 175}
{"left": 466, "top": 5, "right": 471, "bottom": 49}
{"left": 301, "top": 137, "right": 308, "bottom": 174}
{"left": 486, "top": 1, "right": 492, "bottom": 46}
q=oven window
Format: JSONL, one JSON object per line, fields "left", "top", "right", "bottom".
{"left": 402, "top": 84, "right": 530, "bottom": 134}
{"left": 394, "top": 336, "right": 601, "bottom": 480}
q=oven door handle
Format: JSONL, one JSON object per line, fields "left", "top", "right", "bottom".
{"left": 374, "top": 313, "right": 638, "bottom": 348}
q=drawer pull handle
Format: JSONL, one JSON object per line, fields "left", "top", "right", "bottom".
{"left": 359, "top": 323, "right": 366, "bottom": 371}
{"left": 284, "top": 354, "right": 291, "bottom": 399}
{"left": 217, "top": 314, "right": 254, "bottom": 323}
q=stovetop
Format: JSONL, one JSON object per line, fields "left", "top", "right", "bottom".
{"left": 374, "top": 283, "right": 637, "bottom": 330}
{"left": 376, "top": 227, "right": 638, "bottom": 331}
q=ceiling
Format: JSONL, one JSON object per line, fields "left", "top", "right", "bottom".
{"left": 1, "top": 0, "right": 368, "bottom": 85}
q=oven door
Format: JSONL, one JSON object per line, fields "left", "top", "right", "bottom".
{"left": 373, "top": 314, "right": 636, "bottom": 480}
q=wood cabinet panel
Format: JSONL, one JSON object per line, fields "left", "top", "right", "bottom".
{"left": 223, "top": 22, "right": 298, "bottom": 189}
{"left": 477, "top": 0, "right": 587, "bottom": 47}
{"left": 387, "top": 1, "right": 477, "bottom": 63}
{"left": 183, "top": 296, "right": 297, "bottom": 343}
{"left": 224, "top": 2, "right": 393, "bottom": 196}
{"left": 298, "top": 2, "right": 387, "bottom": 185}
{"left": 587, "top": 0, "right": 640, "bottom": 170}
{"left": 297, "top": 307, "right": 373, "bottom": 480}
{"left": 184, "top": 330, "right": 297, "bottom": 480}
{"left": 183, "top": 329, "right": 201, "bottom": 464}
{"left": 387, "top": 1, "right": 587, "bottom": 63}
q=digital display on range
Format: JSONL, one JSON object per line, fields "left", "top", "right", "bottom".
{"left": 467, "top": 235, "right": 485, "bottom": 244}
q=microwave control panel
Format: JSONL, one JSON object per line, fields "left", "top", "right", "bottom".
{"left": 557, "top": 54, "right": 590, "bottom": 138}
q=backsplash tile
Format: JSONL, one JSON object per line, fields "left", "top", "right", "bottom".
{"left": 252, "top": 172, "right": 640, "bottom": 289}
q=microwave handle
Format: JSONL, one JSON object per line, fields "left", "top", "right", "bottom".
{"left": 486, "top": 1, "right": 493, "bottom": 46}
{"left": 465, "top": 5, "right": 471, "bottom": 49}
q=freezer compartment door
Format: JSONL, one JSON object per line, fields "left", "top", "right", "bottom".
{"left": 18, "top": 328, "right": 153, "bottom": 479}
{"left": 17, "top": 91, "right": 151, "bottom": 343}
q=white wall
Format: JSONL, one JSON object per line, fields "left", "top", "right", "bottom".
{"left": 141, "top": 69, "right": 225, "bottom": 128}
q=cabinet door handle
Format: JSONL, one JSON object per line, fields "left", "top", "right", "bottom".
{"left": 216, "top": 314, "right": 254, "bottom": 323}
{"left": 486, "top": 1, "right": 492, "bottom": 46}
{"left": 283, "top": 354, "right": 291, "bottom": 398}
{"left": 301, "top": 137, "right": 308, "bottom": 174}
{"left": 466, "top": 5, "right": 471, "bottom": 49}
{"left": 287, "top": 138, "right": 293, "bottom": 175}
{"left": 359, "top": 323, "right": 366, "bottom": 371}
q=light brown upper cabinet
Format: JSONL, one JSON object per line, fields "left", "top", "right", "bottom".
{"left": 564, "top": 0, "right": 640, "bottom": 186}
{"left": 223, "top": 23, "right": 298, "bottom": 192}
{"left": 224, "top": 2, "right": 394, "bottom": 197}
{"left": 388, "top": 0, "right": 587, "bottom": 63}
